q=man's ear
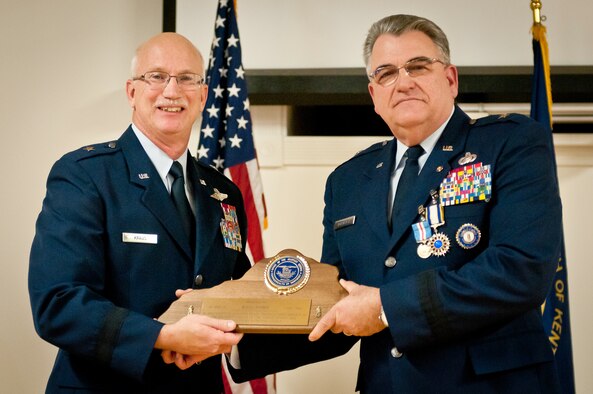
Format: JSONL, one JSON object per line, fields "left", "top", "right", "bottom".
{"left": 125, "top": 80, "right": 136, "bottom": 109}
{"left": 445, "top": 64, "right": 459, "bottom": 99}
{"left": 368, "top": 83, "right": 379, "bottom": 115}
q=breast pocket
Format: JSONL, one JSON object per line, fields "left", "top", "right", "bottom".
{"left": 435, "top": 202, "right": 490, "bottom": 268}
{"left": 444, "top": 200, "right": 488, "bottom": 219}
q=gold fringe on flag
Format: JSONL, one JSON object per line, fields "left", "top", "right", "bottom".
{"left": 531, "top": 1, "right": 553, "bottom": 128}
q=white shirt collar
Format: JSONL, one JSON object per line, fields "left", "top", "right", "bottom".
{"left": 131, "top": 123, "right": 189, "bottom": 192}
{"left": 394, "top": 106, "right": 455, "bottom": 171}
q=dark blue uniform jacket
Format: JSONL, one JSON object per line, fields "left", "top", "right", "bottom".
{"left": 232, "top": 107, "right": 562, "bottom": 394}
{"left": 29, "top": 127, "right": 251, "bottom": 393}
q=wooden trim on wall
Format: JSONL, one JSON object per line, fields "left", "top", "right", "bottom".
{"left": 163, "top": 0, "right": 176, "bottom": 32}
{"left": 245, "top": 66, "right": 593, "bottom": 105}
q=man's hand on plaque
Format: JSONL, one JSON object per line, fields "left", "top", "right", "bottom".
{"left": 155, "top": 310, "right": 244, "bottom": 370}
{"left": 308, "top": 279, "right": 385, "bottom": 341}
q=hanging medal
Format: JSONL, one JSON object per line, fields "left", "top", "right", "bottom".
{"left": 412, "top": 220, "right": 433, "bottom": 259}
{"left": 412, "top": 205, "right": 432, "bottom": 258}
{"left": 426, "top": 190, "right": 450, "bottom": 257}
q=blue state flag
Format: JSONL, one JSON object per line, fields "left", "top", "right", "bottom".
{"left": 531, "top": 22, "right": 576, "bottom": 394}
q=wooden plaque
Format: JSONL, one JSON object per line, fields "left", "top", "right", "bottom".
{"left": 158, "top": 249, "right": 347, "bottom": 333}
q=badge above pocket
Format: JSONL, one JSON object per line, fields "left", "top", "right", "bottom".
{"left": 334, "top": 215, "right": 356, "bottom": 230}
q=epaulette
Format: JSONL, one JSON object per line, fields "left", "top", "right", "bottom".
{"left": 333, "top": 138, "right": 392, "bottom": 170}
{"left": 469, "top": 113, "right": 527, "bottom": 128}
{"left": 354, "top": 139, "right": 391, "bottom": 157}
{"left": 69, "top": 140, "right": 121, "bottom": 161}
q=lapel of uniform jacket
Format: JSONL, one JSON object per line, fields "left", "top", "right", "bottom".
{"left": 186, "top": 157, "right": 222, "bottom": 271}
{"left": 119, "top": 127, "right": 194, "bottom": 261}
{"left": 389, "top": 107, "right": 472, "bottom": 247}
{"left": 360, "top": 139, "right": 397, "bottom": 244}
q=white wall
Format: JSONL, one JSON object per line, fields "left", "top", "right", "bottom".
{"left": 0, "top": 1, "right": 162, "bottom": 392}
{"left": 179, "top": 0, "right": 593, "bottom": 68}
{"left": 2, "top": 1, "right": 592, "bottom": 393}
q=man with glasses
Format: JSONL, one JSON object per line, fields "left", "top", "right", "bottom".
{"left": 29, "top": 32, "right": 250, "bottom": 392}
{"left": 232, "top": 14, "right": 562, "bottom": 393}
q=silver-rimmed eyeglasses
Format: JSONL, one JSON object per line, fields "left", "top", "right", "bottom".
{"left": 368, "top": 57, "right": 447, "bottom": 87}
{"left": 133, "top": 71, "right": 204, "bottom": 90}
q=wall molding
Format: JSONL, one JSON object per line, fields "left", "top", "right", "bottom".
{"left": 272, "top": 134, "right": 593, "bottom": 168}
{"left": 246, "top": 66, "right": 593, "bottom": 106}
{"left": 252, "top": 106, "right": 593, "bottom": 168}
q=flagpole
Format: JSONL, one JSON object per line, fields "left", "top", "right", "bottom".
{"left": 530, "top": 0, "right": 542, "bottom": 24}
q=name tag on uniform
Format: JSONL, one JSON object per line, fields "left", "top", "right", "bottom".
{"left": 122, "top": 232, "right": 158, "bottom": 244}
{"left": 334, "top": 215, "right": 356, "bottom": 230}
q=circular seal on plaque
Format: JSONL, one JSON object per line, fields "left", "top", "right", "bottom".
{"left": 428, "top": 233, "right": 451, "bottom": 257}
{"left": 264, "top": 255, "right": 311, "bottom": 295}
{"left": 456, "top": 223, "right": 481, "bottom": 249}
{"left": 417, "top": 243, "right": 432, "bottom": 259}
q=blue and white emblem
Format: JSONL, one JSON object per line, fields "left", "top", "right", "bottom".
{"left": 456, "top": 223, "right": 481, "bottom": 249}
{"left": 264, "top": 255, "right": 311, "bottom": 295}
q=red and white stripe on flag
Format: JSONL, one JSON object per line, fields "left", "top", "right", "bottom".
{"left": 197, "top": 0, "right": 273, "bottom": 392}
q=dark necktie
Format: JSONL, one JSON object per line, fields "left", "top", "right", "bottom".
{"left": 169, "top": 161, "right": 196, "bottom": 250}
{"left": 391, "top": 145, "right": 424, "bottom": 229}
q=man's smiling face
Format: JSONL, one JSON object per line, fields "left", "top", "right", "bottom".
{"left": 126, "top": 33, "right": 207, "bottom": 150}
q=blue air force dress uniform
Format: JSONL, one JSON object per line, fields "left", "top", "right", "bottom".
{"left": 29, "top": 126, "right": 251, "bottom": 393}
{"left": 232, "top": 106, "right": 563, "bottom": 393}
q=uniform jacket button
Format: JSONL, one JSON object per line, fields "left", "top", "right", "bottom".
{"left": 391, "top": 346, "right": 403, "bottom": 358}
{"left": 384, "top": 256, "right": 397, "bottom": 268}
{"left": 194, "top": 274, "right": 204, "bottom": 287}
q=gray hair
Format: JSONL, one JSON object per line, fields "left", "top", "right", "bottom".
{"left": 363, "top": 14, "right": 451, "bottom": 72}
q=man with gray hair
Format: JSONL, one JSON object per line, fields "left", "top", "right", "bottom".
{"left": 232, "top": 14, "right": 562, "bottom": 393}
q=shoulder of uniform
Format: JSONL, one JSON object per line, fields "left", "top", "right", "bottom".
{"left": 66, "top": 140, "right": 121, "bottom": 161}
{"left": 194, "top": 159, "right": 238, "bottom": 188}
{"left": 335, "top": 139, "right": 391, "bottom": 169}
{"left": 468, "top": 113, "right": 531, "bottom": 128}
{"left": 333, "top": 139, "right": 391, "bottom": 170}
{"left": 195, "top": 158, "right": 220, "bottom": 175}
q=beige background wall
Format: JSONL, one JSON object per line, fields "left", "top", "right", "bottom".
{"left": 1, "top": 1, "right": 592, "bottom": 393}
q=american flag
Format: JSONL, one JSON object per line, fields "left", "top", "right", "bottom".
{"left": 198, "top": 1, "right": 272, "bottom": 393}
